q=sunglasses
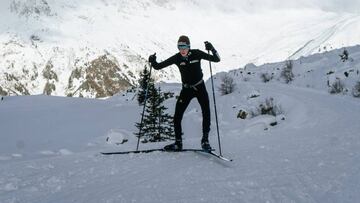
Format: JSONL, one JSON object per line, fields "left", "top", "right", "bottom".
{"left": 178, "top": 45, "right": 190, "bottom": 50}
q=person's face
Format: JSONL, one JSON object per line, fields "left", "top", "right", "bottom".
{"left": 179, "top": 48, "right": 189, "bottom": 57}
{"left": 178, "top": 44, "right": 190, "bottom": 57}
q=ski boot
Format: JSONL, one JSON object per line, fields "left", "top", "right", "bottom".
{"left": 164, "top": 140, "right": 183, "bottom": 151}
{"left": 201, "top": 136, "right": 212, "bottom": 152}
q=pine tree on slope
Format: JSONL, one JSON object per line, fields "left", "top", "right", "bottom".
{"left": 135, "top": 75, "right": 174, "bottom": 143}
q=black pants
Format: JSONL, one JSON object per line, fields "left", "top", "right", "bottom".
{"left": 174, "top": 82, "right": 210, "bottom": 141}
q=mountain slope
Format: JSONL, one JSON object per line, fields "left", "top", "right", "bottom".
{"left": 1, "top": 0, "right": 360, "bottom": 98}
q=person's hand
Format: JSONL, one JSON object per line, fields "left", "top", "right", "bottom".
{"left": 148, "top": 53, "right": 157, "bottom": 63}
{"left": 204, "top": 41, "right": 214, "bottom": 51}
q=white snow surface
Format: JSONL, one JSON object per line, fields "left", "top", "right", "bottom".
{"left": 1, "top": 0, "right": 360, "bottom": 96}
{"left": 1, "top": 46, "right": 360, "bottom": 202}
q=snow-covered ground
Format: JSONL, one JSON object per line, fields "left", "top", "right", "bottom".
{"left": 1, "top": 45, "right": 360, "bottom": 202}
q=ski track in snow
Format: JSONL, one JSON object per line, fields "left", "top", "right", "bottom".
{"left": 290, "top": 15, "right": 360, "bottom": 59}
{"left": 1, "top": 82, "right": 360, "bottom": 203}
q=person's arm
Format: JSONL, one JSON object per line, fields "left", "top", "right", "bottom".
{"left": 197, "top": 42, "right": 220, "bottom": 62}
{"left": 149, "top": 53, "right": 177, "bottom": 70}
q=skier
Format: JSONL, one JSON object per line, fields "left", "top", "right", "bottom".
{"left": 148, "top": 35, "right": 220, "bottom": 151}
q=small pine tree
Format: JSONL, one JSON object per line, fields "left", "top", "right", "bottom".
{"left": 135, "top": 83, "right": 174, "bottom": 143}
{"left": 250, "top": 97, "right": 283, "bottom": 118}
{"left": 339, "top": 49, "right": 349, "bottom": 62}
{"left": 137, "top": 66, "right": 154, "bottom": 106}
{"left": 281, "top": 60, "right": 294, "bottom": 84}
{"left": 260, "top": 73, "right": 273, "bottom": 83}
{"left": 142, "top": 82, "right": 157, "bottom": 142}
{"left": 352, "top": 81, "right": 360, "bottom": 97}
{"left": 218, "top": 74, "right": 236, "bottom": 95}
{"left": 156, "top": 87, "right": 175, "bottom": 141}
{"left": 329, "top": 79, "right": 345, "bottom": 94}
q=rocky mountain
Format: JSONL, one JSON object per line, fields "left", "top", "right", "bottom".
{"left": 1, "top": 0, "right": 360, "bottom": 98}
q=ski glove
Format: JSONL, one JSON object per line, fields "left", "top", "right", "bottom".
{"left": 148, "top": 53, "right": 157, "bottom": 63}
{"left": 204, "top": 41, "right": 215, "bottom": 51}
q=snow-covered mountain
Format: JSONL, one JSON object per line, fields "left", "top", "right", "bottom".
{"left": 1, "top": 0, "right": 360, "bottom": 98}
{"left": 1, "top": 44, "right": 360, "bottom": 202}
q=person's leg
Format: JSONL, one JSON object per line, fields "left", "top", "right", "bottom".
{"left": 173, "top": 88, "right": 194, "bottom": 141}
{"left": 164, "top": 88, "right": 193, "bottom": 150}
{"left": 195, "top": 83, "right": 211, "bottom": 141}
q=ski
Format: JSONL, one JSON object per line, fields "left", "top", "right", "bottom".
{"left": 203, "top": 151, "right": 233, "bottom": 162}
{"left": 101, "top": 148, "right": 213, "bottom": 155}
{"left": 101, "top": 148, "right": 232, "bottom": 161}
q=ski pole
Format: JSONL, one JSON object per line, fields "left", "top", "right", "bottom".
{"left": 208, "top": 50, "right": 223, "bottom": 156}
{"left": 136, "top": 64, "right": 153, "bottom": 151}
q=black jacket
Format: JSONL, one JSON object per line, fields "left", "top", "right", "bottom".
{"left": 151, "top": 49, "right": 220, "bottom": 85}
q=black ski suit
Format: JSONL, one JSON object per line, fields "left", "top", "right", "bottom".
{"left": 150, "top": 49, "right": 220, "bottom": 141}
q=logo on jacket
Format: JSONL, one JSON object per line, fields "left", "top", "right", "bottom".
{"left": 180, "top": 62, "right": 186, "bottom": 66}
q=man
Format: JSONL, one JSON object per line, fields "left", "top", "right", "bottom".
{"left": 148, "top": 35, "right": 220, "bottom": 151}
